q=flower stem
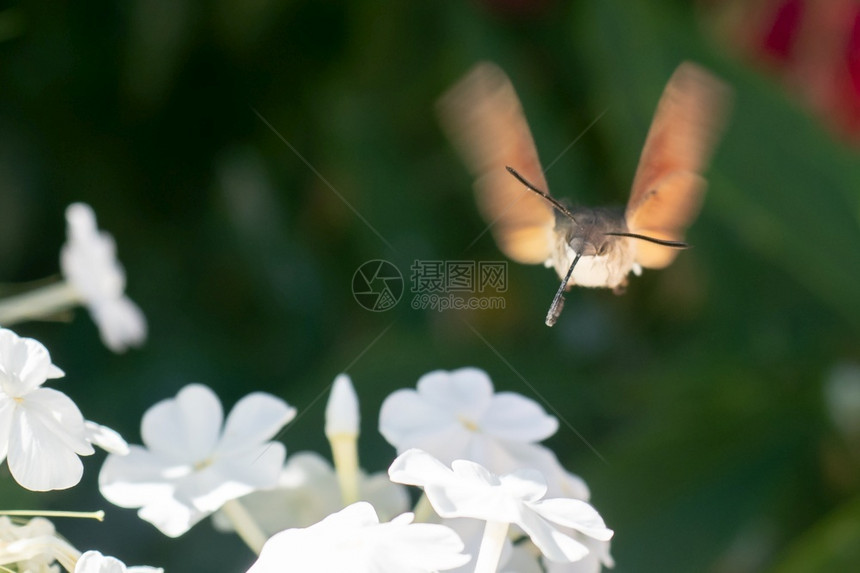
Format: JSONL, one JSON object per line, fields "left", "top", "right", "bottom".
{"left": 473, "top": 520, "right": 509, "bottom": 573}
{"left": 329, "top": 434, "right": 360, "bottom": 505}
{"left": 0, "top": 510, "right": 104, "bottom": 521}
{"left": 0, "top": 281, "right": 81, "bottom": 326}
{"left": 411, "top": 493, "right": 435, "bottom": 523}
{"left": 221, "top": 499, "right": 267, "bottom": 555}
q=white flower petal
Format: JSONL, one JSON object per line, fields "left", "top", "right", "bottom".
{"left": 0, "top": 396, "right": 15, "bottom": 462}
{"left": 178, "top": 442, "right": 286, "bottom": 513}
{"left": 530, "top": 499, "right": 613, "bottom": 541}
{"left": 99, "top": 446, "right": 177, "bottom": 509}
{"left": 46, "top": 364, "right": 65, "bottom": 379}
{"left": 416, "top": 368, "right": 494, "bottom": 413}
{"left": 482, "top": 392, "right": 558, "bottom": 442}
{"left": 325, "top": 374, "right": 360, "bottom": 437}
{"left": 248, "top": 502, "right": 383, "bottom": 572}
{"left": 498, "top": 441, "right": 591, "bottom": 500}
{"left": 85, "top": 421, "right": 129, "bottom": 455}
{"left": 19, "top": 337, "right": 61, "bottom": 391}
{"left": 450, "top": 433, "right": 533, "bottom": 476}
{"left": 212, "top": 451, "right": 340, "bottom": 534}
{"left": 5, "top": 534, "right": 79, "bottom": 571}
{"left": 7, "top": 388, "right": 93, "bottom": 491}
{"left": 0, "top": 515, "right": 81, "bottom": 571}
{"left": 260, "top": 451, "right": 340, "bottom": 524}
{"left": 544, "top": 537, "right": 614, "bottom": 573}
{"left": 248, "top": 502, "right": 469, "bottom": 573}
{"left": 137, "top": 494, "right": 205, "bottom": 538}
{"left": 91, "top": 296, "right": 147, "bottom": 353}
{"left": 323, "top": 499, "right": 380, "bottom": 526}
{"left": 518, "top": 509, "right": 590, "bottom": 564}
{"left": 141, "top": 384, "right": 222, "bottom": 461}
{"left": 451, "top": 458, "right": 502, "bottom": 485}
{"left": 9, "top": 412, "right": 84, "bottom": 491}
{"left": 248, "top": 528, "right": 335, "bottom": 573}
{"left": 218, "top": 392, "right": 295, "bottom": 454}
{"left": 25, "top": 388, "right": 92, "bottom": 451}
{"left": 75, "top": 551, "right": 127, "bottom": 573}
{"left": 60, "top": 203, "right": 147, "bottom": 353}
{"left": 498, "top": 468, "right": 548, "bottom": 502}
{"left": 378, "top": 521, "right": 471, "bottom": 571}
{"left": 388, "top": 448, "right": 456, "bottom": 488}
{"left": 379, "top": 388, "right": 453, "bottom": 449}
{"left": 65, "top": 203, "right": 98, "bottom": 240}
{"left": 425, "top": 475, "right": 522, "bottom": 523}
{"left": 61, "top": 204, "right": 125, "bottom": 302}
{"left": 0, "top": 330, "right": 61, "bottom": 395}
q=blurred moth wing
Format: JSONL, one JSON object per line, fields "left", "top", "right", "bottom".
{"left": 626, "top": 62, "right": 731, "bottom": 269}
{"left": 436, "top": 62, "right": 555, "bottom": 264}
{"left": 437, "top": 60, "right": 729, "bottom": 326}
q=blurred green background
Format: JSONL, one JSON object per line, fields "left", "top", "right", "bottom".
{"left": 1, "top": 0, "right": 860, "bottom": 571}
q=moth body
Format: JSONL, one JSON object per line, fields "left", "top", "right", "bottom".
{"left": 547, "top": 206, "right": 638, "bottom": 290}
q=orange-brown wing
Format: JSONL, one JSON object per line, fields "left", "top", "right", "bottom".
{"left": 626, "top": 62, "right": 730, "bottom": 268}
{"left": 437, "top": 62, "right": 555, "bottom": 264}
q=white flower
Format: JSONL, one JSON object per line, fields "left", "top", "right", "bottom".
{"left": 379, "top": 367, "right": 588, "bottom": 498}
{"left": 74, "top": 550, "right": 162, "bottom": 573}
{"left": 246, "top": 501, "right": 471, "bottom": 573}
{"left": 389, "top": 449, "right": 613, "bottom": 566}
{"left": 0, "top": 328, "right": 125, "bottom": 491}
{"left": 544, "top": 538, "right": 614, "bottom": 573}
{"left": 60, "top": 202, "right": 146, "bottom": 353}
{"left": 324, "top": 373, "right": 362, "bottom": 504}
{"left": 99, "top": 383, "right": 296, "bottom": 537}
{"left": 213, "top": 451, "right": 409, "bottom": 536}
{"left": 0, "top": 516, "right": 79, "bottom": 572}
{"left": 325, "top": 373, "right": 359, "bottom": 438}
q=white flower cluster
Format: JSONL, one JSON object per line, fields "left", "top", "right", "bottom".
{"left": 0, "top": 204, "right": 613, "bottom": 572}
{"left": 0, "top": 204, "right": 157, "bottom": 571}
{"left": 94, "top": 368, "right": 613, "bottom": 573}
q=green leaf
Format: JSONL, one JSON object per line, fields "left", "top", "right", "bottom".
{"left": 770, "top": 496, "right": 860, "bottom": 573}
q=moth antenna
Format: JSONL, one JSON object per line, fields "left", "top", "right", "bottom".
{"left": 506, "top": 166, "right": 578, "bottom": 223}
{"left": 603, "top": 232, "right": 690, "bottom": 248}
{"left": 545, "top": 253, "right": 581, "bottom": 327}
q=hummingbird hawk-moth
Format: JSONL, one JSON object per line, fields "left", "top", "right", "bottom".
{"left": 437, "top": 62, "right": 730, "bottom": 326}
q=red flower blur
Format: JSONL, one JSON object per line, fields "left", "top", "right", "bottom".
{"left": 711, "top": 0, "right": 860, "bottom": 142}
